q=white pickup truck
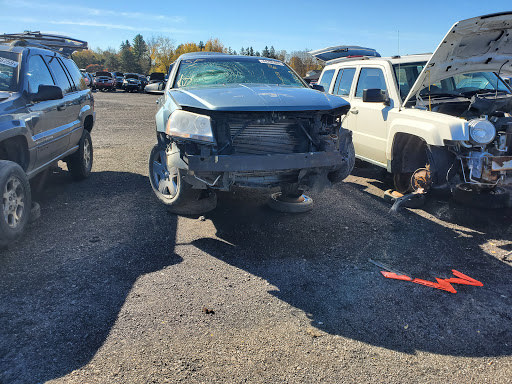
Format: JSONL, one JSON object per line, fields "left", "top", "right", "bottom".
{"left": 313, "top": 12, "right": 512, "bottom": 207}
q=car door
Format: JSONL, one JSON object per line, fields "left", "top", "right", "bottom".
{"left": 44, "top": 55, "right": 82, "bottom": 158}
{"left": 343, "top": 66, "right": 391, "bottom": 166}
{"left": 26, "top": 54, "right": 66, "bottom": 168}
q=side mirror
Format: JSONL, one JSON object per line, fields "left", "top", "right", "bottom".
{"left": 158, "top": 82, "right": 164, "bottom": 91}
{"left": 31, "top": 84, "right": 63, "bottom": 102}
{"left": 363, "top": 88, "right": 390, "bottom": 105}
{"left": 311, "top": 84, "right": 325, "bottom": 92}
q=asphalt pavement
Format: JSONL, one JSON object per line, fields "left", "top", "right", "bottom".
{"left": 0, "top": 91, "right": 511, "bottom": 383}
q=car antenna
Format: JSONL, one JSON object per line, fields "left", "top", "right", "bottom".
{"left": 496, "top": 60, "right": 509, "bottom": 99}
{"left": 398, "top": 31, "right": 401, "bottom": 111}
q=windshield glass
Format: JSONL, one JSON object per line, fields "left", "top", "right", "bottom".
{"left": 0, "top": 51, "right": 20, "bottom": 92}
{"left": 174, "top": 57, "right": 305, "bottom": 88}
{"left": 393, "top": 62, "right": 511, "bottom": 100}
{"left": 125, "top": 74, "right": 138, "bottom": 79}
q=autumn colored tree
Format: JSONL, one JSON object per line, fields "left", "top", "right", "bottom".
{"left": 85, "top": 63, "right": 103, "bottom": 73}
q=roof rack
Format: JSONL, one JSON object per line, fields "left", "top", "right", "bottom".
{"left": 0, "top": 32, "right": 88, "bottom": 57}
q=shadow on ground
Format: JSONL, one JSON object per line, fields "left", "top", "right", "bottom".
{"left": 192, "top": 180, "right": 512, "bottom": 357}
{"left": 0, "top": 169, "right": 180, "bottom": 383}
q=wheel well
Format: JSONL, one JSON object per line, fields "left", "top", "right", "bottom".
{"left": 390, "top": 133, "right": 428, "bottom": 173}
{"left": 0, "top": 136, "right": 29, "bottom": 171}
{"left": 84, "top": 115, "right": 93, "bottom": 133}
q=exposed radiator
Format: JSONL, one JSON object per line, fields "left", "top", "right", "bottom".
{"left": 229, "top": 120, "right": 308, "bottom": 155}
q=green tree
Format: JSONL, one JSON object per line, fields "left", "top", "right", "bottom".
{"left": 120, "top": 40, "right": 137, "bottom": 73}
{"left": 132, "top": 34, "right": 148, "bottom": 73}
{"left": 269, "top": 46, "right": 276, "bottom": 59}
{"left": 262, "top": 46, "right": 270, "bottom": 57}
{"left": 198, "top": 41, "right": 205, "bottom": 51}
{"left": 248, "top": 47, "right": 254, "bottom": 56}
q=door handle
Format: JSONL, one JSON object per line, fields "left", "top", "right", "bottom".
{"left": 350, "top": 109, "right": 358, "bottom": 114}
{"left": 57, "top": 105, "right": 67, "bottom": 111}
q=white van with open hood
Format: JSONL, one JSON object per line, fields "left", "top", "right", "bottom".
{"left": 314, "top": 12, "right": 512, "bottom": 207}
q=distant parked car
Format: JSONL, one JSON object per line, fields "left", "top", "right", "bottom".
{"left": 81, "top": 71, "right": 93, "bottom": 88}
{"left": 138, "top": 74, "right": 148, "bottom": 91}
{"left": 112, "top": 71, "right": 124, "bottom": 89}
{"left": 122, "top": 73, "right": 141, "bottom": 92}
{"left": 93, "top": 71, "right": 116, "bottom": 91}
{"left": 144, "top": 71, "right": 168, "bottom": 94}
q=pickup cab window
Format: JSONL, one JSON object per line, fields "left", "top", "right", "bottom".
{"left": 355, "top": 68, "right": 387, "bottom": 98}
{"left": 318, "top": 69, "right": 335, "bottom": 92}
{"left": 333, "top": 68, "right": 356, "bottom": 96}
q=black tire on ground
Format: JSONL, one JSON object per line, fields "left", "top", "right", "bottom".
{"left": 393, "top": 172, "right": 414, "bottom": 194}
{"left": 148, "top": 144, "right": 217, "bottom": 215}
{"left": 0, "top": 160, "right": 32, "bottom": 246}
{"left": 29, "top": 201, "right": 41, "bottom": 223}
{"left": 452, "top": 183, "right": 510, "bottom": 209}
{"left": 67, "top": 130, "right": 93, "bottom": 180}
{"left": 267, "top": 192, "right": 314, "bottom": 213}
{"left": 328, "top": 140, "right": 355, "bottom": 183}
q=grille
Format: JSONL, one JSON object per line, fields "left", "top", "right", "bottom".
{"left": 229, "top": 119, "right": 309, "bottom": 155}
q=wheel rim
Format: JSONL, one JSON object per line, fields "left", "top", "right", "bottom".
{"left": 83, "top": 137, "right": 91, "bottom": 170}
{"left": 2, "top": 175, "right": 25, "bottom": 229}
{"left": 151, "top": 149, "right": 179, "bottom": 198}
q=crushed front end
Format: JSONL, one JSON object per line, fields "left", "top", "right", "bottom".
{"left": 162, "top": 106, "right": 352, "bottom": 192}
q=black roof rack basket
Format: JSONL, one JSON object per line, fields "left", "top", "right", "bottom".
{"left": 0, "top": 32, "right": 88, "bottom": 57}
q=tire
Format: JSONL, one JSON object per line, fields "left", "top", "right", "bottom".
{"left": 452, "top": 183, "right": 510, "bottom": 209}
{"left": 328, "top": 140, "right": 355, "bottom": 183}
{"left": 148, "top": 144, "right": 217, "bottom": 215}
{"left": 0, "top": 161, "right": 32, "bottom": 245}
{"left": 393, "top": 172, "right": 414, "bottom": 194}
{"left": 67, "top": 130, "right": 93, "bottom": 181}
{"left": 267, "top": 192, "right": 314, "bottom": 213}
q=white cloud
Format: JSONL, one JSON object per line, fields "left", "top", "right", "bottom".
{"left": 3, "top": 1, "right": 185, "bottom": 24}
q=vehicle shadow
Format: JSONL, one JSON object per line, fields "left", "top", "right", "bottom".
{"left": 191, "top": 182, "right": 512, "bottom": 357}
{"left": 0, "top": 169, "right": 181, "bottom": 384}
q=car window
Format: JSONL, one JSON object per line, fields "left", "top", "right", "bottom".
{"left": 174, "top": 58, "right": 304, "bottom": 88}
{"left": 62, "top": 58, "right": 87, "bottom": 91}
{"left": 333, "top": 68, "right": 356, "bottom": 96}
{"left": 355, "top": 67, "right": 387, "bottom": 98}
{"left": 318, "top": 69, "right": 335, "bottom": 92}
{"left": 392, "top": 62, "right": 426, "bottom": 99}
{"left": 27, "top": 55, "right": 55, "bottom": 93}
{"left": 0, "top": 51, "right": 19, "bottom": 92}
{"left": 46, "top": 56, "right": 72, "bottom": 94}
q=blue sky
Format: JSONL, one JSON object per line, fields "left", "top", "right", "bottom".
{"left": 0, "top": 0, "right": 510, "bottom": 56}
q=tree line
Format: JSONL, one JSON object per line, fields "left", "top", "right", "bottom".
{"left": 72, "top": 34, "right": 323, "bottom": 77}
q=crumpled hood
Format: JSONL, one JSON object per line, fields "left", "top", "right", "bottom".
{"left": 169, "top": 84, "right": 349, "bottom": 112}
{"left": 404, "top": 12, "right": 512, "bottom": 105}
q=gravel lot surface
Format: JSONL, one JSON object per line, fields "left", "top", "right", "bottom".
{"left": 1, "top": 91, "right": 511, "bottom": 383}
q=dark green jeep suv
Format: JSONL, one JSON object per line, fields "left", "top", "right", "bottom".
{"left": 0, "top": 32, "right": 95, "bottom": 245}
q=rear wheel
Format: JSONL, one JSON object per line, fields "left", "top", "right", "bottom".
{"left": 67, "top": 130, "right": 93, "bottom": 180}
{"left": 148, "top": 144, "right": 216, "bottom": 214}
{"left": 0, "top": 161, "right": 31, "bottom": 245}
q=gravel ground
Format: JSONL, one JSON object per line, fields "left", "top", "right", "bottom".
{"left": 0, "top": 91, "right": 511, "bottom": 383}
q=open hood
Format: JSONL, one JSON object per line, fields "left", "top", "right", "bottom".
{"left": 404, "top": 12, "right": 512, "bottom": 105}
{"left": 309, "top": 45, "right": 380, "bottom": 62}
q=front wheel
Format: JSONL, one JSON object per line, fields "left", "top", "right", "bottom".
{"left": 328, "top": 140, "right": 355, "bottom": 183}
{"left": 148, "top": 144, "right": 217, "bottom": 214}
{"left": 0, "top": 161, "right": 32, "bottom": 246}
{"left": 67, "top": 130, "right": 93, "bottom": 180}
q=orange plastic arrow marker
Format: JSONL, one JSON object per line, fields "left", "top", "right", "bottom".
{"left": 381, "top": 271, "right": 412, "bottom": 281}
{"left": 412, "top": 278, "right": 457, "bottom": 293}
{"left": 444, "top": 270, "right": 483, "bottom": 286}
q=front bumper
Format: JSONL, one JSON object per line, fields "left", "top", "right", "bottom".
{"left": 186, "top": 151, "right": 344, "bottom": 172}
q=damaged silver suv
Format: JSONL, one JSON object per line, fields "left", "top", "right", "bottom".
{"left": 149, "top": 52, "right": 354, "bottom": 214}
